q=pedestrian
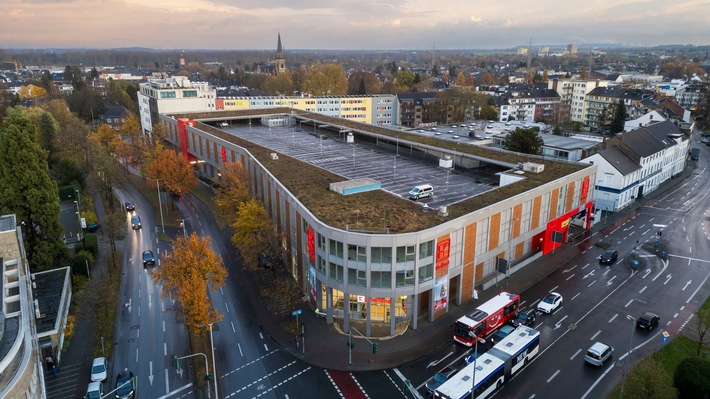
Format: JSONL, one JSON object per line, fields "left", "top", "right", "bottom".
{"left": 45, "top": 355, "right": 53, "bottom": 371}
{"left": 51, "top": 365, "right": 57, "bottom": 378}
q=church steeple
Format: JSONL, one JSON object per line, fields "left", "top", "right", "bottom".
{"left": 276, "top": 33, "right": 286, "bottom": 75}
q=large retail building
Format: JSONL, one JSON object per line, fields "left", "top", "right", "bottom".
{"left": 159, "top": 108, "right": 597, "bottom": 338}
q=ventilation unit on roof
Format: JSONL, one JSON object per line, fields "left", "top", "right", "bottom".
{"left": 269, "top": 153, "right": 279, "bottom": 160}
{"left": 522, "top": 162, "right": 545, "bottom": 173}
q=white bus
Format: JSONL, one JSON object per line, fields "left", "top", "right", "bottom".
{"left": 488, "top": 325, "right": 541, "bottom": 377}
{"left": 433, "top": 353, "right": 505, "bottom": 399}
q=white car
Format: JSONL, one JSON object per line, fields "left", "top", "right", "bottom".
{"left": 537, "top": 292, "right": 563, "bottom": 314}
{"left": 86, "top": 381, "right": 104, "bottom": 399}
{"left": 90, "top": 357, "right": 107, "bottom": 382}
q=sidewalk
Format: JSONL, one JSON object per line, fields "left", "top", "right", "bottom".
{"left": 233, "top": 164, "right": 697, "bottom": 372}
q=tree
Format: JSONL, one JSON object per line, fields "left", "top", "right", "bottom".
{"left": 90, "top": 124, "right": 121, "bottom": 154}
{"left": 690, "top": 307, "right": 710, "bottom": 356}
{"left": 357, "top": 78, "right": 366, "bottom": 95}
{"left": 152, "top": 233, "right": 227, "bottom": 330}
{"left": 502, "top": 127, "right": 544, "bottom": 155}
{"left": 264, "top": 71, "right": 294, "bottom": 95}
{"left": 484, "top": 72, "right": 493, "bottom": 85}
{"left": 542, "top": 69, "right": 549, "bottom": 83}
{"left": 214, "top": 162, "right": 251, "bottom": 224}
{"left": 231, "top": 198, "right": 275, "bottom": 271}
{"left": 455, "top": 71, "right": 466, "bottom": 86}
{"left": 610, "top": 100, "right": 627, "bottom": 134}
{"left": 347, "top": 71, "right": 380, "bottom": 95}
{"left": 694, "top": 78, "right": 710, "bottom": 130}
{"left": 302, "top": 63, "right": 348, "bottom": 96}
{"left": 0, "top": 113, "right": 68, "bottom": 271}
{"left": 622, "top": 356, "right": 677, "bottom": 399}
{"left": 395, "top": 70, "right": 415, "bottom": 92}
{"left": 674, "top": 357, "right": 710, "bottom": 399}
{"left": 146, "top": 148, "right": 197, "bottom": 196}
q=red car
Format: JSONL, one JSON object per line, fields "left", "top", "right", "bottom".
{"left": 125, "top": 201, "right": 135, "bottom": 212}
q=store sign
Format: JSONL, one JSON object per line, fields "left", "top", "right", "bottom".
{"left": 581, "top": 176, "right": 590, "bottom": 202}
{"left": 435, "top": 238, "right": 451, "bottom": 270}
{"left": 221, "top": 147, "right": 227, "bottom": 164}
{"left": 306, "top": 227, "right": 316, "bottom": 264}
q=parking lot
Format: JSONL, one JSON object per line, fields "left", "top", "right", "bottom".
{"left": 222, "top": 122, "right": 505, "bottom": 209}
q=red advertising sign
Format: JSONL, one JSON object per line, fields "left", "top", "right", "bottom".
{"left": 435, "top": 238, "right": 451, "bottom": 270}
{"left": 221, "top": 147, "right": 227, "bottom": 164}
{"left": 306, "top": 227, "right": 316, "bottom": 264}
{"left": 580, "top": 176, "right": 590, "bottom": 202}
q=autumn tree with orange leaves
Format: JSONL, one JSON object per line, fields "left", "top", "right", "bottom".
{"left": 145, "top": 148, "right": 196, "bottom": 196}
{"left": 231, "top": 198, "right": 276, "bottom": 271}
{"left": 214, "top": 162, "right": 251, "bottom": 223}
{"left": 152, "top": 233, "right": 227, "bottom": 329}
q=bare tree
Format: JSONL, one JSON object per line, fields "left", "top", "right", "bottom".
{"left": 690, "top": 308, "right": 710, "bottom": 356}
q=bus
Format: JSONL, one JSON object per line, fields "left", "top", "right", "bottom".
{"left": 488, "top": 325, "right": 541, "bottom": 377}
{"left": 433, "top": 353, "right": 505, "bottom": 399}
{"left": 453, "top": 291, "right": 521, "bottom": 346}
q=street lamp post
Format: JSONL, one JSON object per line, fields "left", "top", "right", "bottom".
{"left": 620, "top": 315, "right": 636, "bottom": 399}
{"left": 177, "top": 219, "right": 188, "bottom": 239}
{"left": 468, "top": 334, "right": 486, "bottom": 399}
{"left": 202, "top": 323, "right": 218, "bottom": 399}
{"left": 155, "top": 179, "right": 165, "bottom": 233}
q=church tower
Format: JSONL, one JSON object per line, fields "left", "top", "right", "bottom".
{"left": 276, "top": 33, "right": 286, "bottom": 75}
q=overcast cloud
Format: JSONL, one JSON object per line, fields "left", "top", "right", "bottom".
{"left": 1, "top": 0, "right": 708, "bottom": 50}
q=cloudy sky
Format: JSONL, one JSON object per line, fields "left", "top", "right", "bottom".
{"left": 2, "top": 0, "right": 708, "bottom": 50}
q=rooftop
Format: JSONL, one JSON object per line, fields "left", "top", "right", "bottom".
{"left": 172, "top": 108, "right": 589, "bottom": 233}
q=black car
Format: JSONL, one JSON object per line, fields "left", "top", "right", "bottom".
{"left": 131, "top": 216, "right": 141, "bottom": 230}
{"left": 636, "top": 312, "right": 660, "bottom": 330}
{"left": 512, "top": 310, "right": 536, "bottom": 327}
{"left": 124, "top": 201, "right": 135, "bottom": 212}
{"left": 87, "top": 223, "right": 101, "bottom": 233}
{"left": 142, "top": 250, "right": 155, "bottom": 268}
{"left": 115, "top": 369, "right": 136, "bottom": 399}
{"left": 599, "top": 249, "right": 619, "bottom": 264}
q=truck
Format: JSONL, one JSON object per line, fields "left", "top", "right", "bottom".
{"left": 691, "top": 148, "right": 700, "bottom": 161}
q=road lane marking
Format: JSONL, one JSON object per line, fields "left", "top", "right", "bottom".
{"left": 624, "top": 299, "right": 633, "bottom": 308}
{"left": 608, "top": 314, "right": 618, "bottom": 323}
{"left": 571, "top": 293, "right": 580, "bottom": 301}
{"left": 547, "top": 370, "right": 560, "bottom": 383}
{"left": 639, "top": 286, "right": 647, "bottom": 294}
{"left": 570, "top": 349, "right": 582, "bottom": 360}
{"left": 590, "top": 330, "right": 601, "bottom": 340}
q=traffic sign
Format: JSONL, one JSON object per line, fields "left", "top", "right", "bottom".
{"left": 662, "top": 331, "right": 670, "bottom": 343}
{"left": 291, "top": 309, "right": 302, "bottom": 316}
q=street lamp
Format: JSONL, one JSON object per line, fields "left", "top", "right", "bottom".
{"left": 202, "top": 323, "right": 218, "bottom": 399}
{"left": 468, "top": 334, "right": 486, "bottom": 399}
{"left": 620, "top": 315, "right": 636, "bottom": 399}
{"left": 155, "top": 179, "right": 165, "bottom": 233}
{"left": 74, "top": 200, "right": 81, "bottom": 242}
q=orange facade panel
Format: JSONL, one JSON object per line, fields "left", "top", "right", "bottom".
{"left": 462, "top": 223, "right": 477, "bottom": 299}
{"left": 488, "top": 213, "right": 501, "bottom": 251}
{"left": 531, "top": 196, "right": 541, "bottom": 229}
{"left": 565, "top": 182, "right": 575, "bottom": 213}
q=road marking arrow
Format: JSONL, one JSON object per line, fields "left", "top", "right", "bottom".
{"left": 125, "top": 298, "right": 132, "bottom": 314}
{"left": 643, "top": 269, "right": 652, "bottom": 279}
{"left": 149, "top": 361, "right": 154, "bottom": 385}
{"left": 682, "top": 280, "right": 692, "bottom": 291}
{"left": 607, "top": 276, "right": 617, "bottom": 286}
{"left": 554, "top": 315, "right": 568, "bottom": 330}
{"left": 427, "top": 352, "right": 453, "bottom": 369}
{"left": 583, "top": 270, "right": 596, "bottom": 279}
{"left": 563, "top": 265, "right": 577, "bottom": 274}
{"left": 664, "top": 274, "right": 672, "bottom": 285}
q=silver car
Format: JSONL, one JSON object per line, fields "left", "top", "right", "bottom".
{"left": 584, "top": 342, "right": 613, "bottom": 366}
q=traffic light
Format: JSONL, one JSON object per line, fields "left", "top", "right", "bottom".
{"left": 372, "top": 342, "right": 379, "bottom": 354}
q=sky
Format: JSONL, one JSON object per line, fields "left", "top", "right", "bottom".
{"left": 2, "top": 0, "right": 709, "bottom": 50}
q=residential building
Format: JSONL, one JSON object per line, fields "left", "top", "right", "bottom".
{"left": 497, "top": 85, "right": 560, "bottom": 123}
{"left": 137, "top": 76, "right": 216, "bottom": 135}
{"left": 675, "top": 83, "right": 703, "bottom": 111}
{"left": 583, "top": 87, "right": 657, "bottom": 132}
{"left": 0, "top": 214, "right": 45, "bottom": 398}
{"left": 623, "top": 110, "right": 666, "bottom": 132}
{"left": 548, "top": 78, "right": 610, "bottom": 123}
{"left": 159, "top": 109, "right": 597, "bottom": 337}
{"left": 581, "top": 120, "right": 690, "bottom": 212}
{"left": 100, "top": 106, "right": 130, "bottom": 129}
{"left": 216, "top": 95, "right": 398, "bottom": 126}
{"left": 396, "top": 92, "right": 438, "bottom": 127}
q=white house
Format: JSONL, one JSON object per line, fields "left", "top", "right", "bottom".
{"left": 581, "top": 120, "right": 690, "bottom": 212}
{"left": 623, "top": 110, "right": 666, "bottom": 132}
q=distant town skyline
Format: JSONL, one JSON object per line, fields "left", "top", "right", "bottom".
{"left": 2, "top": 0, "right": 709, "bottom": 51}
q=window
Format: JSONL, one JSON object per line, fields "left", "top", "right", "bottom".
{"left": 371, "top": 247, "right": 392, "bottom": 264}
{"left": 183, "top": 90, "right": 197, "bottom": 97}
{"left": 329, "top": 239, "right": 343, "bottom": 259}
{"left": 371, "top": 271, "right": 391, "bottom": 288}
{"left": 348, "top": 267, "right": 367, "bottom": 286}
{"left": 160, "top": 91, "right": 176, "bottom": 99}
{"left": 329, "top": 262, "right": 343, "bottom": 281}
{"left": 348, "top": 244, "right": 366, "bottom": 263}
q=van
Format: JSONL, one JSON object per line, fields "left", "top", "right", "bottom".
{"left": 409, "top": 184, "right": 434, "bottom": 200}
